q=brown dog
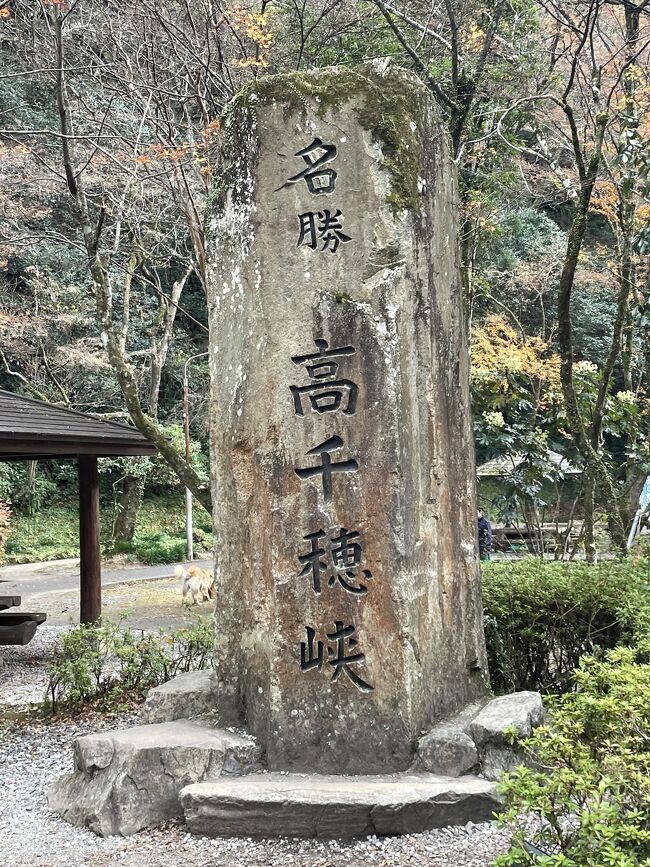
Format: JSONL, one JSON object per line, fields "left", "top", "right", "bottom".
{"left": 175, "top": 564, "right": 216, "bottom": 605}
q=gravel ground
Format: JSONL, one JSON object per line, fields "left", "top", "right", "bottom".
{"left": 0, "top": 623, "right": 513, "bottom": 867}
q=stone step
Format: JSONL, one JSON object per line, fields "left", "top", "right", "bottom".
{"left": 180, "top": 772, "right": 501, "bottom": 839}
{"left": 141, "top": 669, "right": 218, "bottom": 724}
{"left": 49, "top": 720, "right": 260, "bottom": 837}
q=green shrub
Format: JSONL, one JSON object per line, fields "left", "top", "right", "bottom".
{"left": 46, "top": 618, "right": 213, "bottom": 712}
{"left": 482, "top": 557, "right": 650, "bottom": 694}
{"left": 132, "top": 533, "right": 189, "bottom": 564}
{"left": 495, "top": 645, "right": 650, "bottom": 866}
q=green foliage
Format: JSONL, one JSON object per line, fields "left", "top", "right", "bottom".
{"left": 128, "top": 532, "right": 188, "bottom": 565}
{"left": 495, "top": 646, "right": 650, "bottom": 866}
{"left": 46, "top": 618, "right": 214, "bottom": 713}
{"left": 5, "top": 497, "right": 211, "bottom": 564}
{"left": 482, "top": 558, "right": 650, "bottom": 694}
{"left": 0, "top": 460, "right": 65, "bottom": 514}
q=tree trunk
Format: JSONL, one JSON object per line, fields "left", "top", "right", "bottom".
{"left": 583, "top": 472, "right": 597, "bottom": 564}
{"left": 112, "top": 474, "right": 143, "bottom": 546}
{"left": 556, "top": 108, "right": 627, "bottom": 552}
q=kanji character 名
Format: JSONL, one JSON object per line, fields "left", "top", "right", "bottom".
{"left": 299, "top": 622, "right": 374, "bottom": 693}
{"left": 297, "top": 526, "right": 371, "bottom": 595}
{"left": 297, "top": 209, "right": 351, "bottom": 253}
{"left": 294, "top": 435, "right": 358, "bottom": 503}
{"left": 290, "top": 338, "right": 358, "bottom": 417}
{"left": 276, "top": 137, "right": 338, "bottom": 195}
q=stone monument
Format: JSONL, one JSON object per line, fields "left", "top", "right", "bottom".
{"left": 207, "top": 62, "right": 488, "bottom": 775}
{"left": 51, "top": 65, "right": 544, "bottom": 840}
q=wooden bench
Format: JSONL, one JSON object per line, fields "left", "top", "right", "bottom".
{"left": 0, "top": 612, "right": 47, "bottom": 645}
{"left": 0, "top": 595, "right": 22, "bottom": 611}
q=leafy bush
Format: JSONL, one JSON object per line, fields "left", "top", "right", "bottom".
{"left": 131, "top": 532, "right": 189, "bottom": 564}
{"left": 495, "top": 645, "right": 650, "bottom": 866}
{"left": 46, "top": 618, "right": 213, "bottom": 712}
{"left": 482, "top": 558, "right": 650, "bottom": 694}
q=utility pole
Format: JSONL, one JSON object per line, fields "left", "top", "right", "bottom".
{"left": 183, "top": 351, "right": 208, "bottom": 561}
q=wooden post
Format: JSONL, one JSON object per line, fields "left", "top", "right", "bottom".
{"left": 78, "top": 454, "right": 101, "bottom": 623}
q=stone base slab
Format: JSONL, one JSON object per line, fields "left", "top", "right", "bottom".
{"left": 180, "top": 772, "right": 501, "bottom": 838}
{"left": 49, "top": 721, "right": 260, "bottom": 837}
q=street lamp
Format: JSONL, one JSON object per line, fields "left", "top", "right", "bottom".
{"left": 183, "top": 351, "right": 208, "bottom": 561}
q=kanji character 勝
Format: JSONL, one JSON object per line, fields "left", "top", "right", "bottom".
{"left": 297, "top": 209, "right": 351, "bottom": 253}
{"left": 276, "top": 137, "right": 338, "bottom": 195}
{"left": 294, "top": 435, "right": 358, "bottom": 503}
{"left": 290, "top": 338, "right": 358, "bottom": 417}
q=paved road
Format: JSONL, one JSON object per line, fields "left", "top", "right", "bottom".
{"left": 0, "top": 558, "right": 213, "bottom": 603}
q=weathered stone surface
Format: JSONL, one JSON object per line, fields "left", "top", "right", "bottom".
{"left": 417, "top": 723, "right": 479, "bottom": 777}
{"left": 141, "top": 669, "right": 218, "bottom": 724}
{"left": 480, "top": 745, "right": 527, "bottom": 782}
{"left": 48, "top": 721, "right": 260, "bottom": 837}
{"left": 469, "top": 692, "right": 544, "bottom": 747}
{"left": 207, "top": 63, "right": 487, "bottom": 775}
{"left": 180, "top": 772, "right": 500, "bottom": 838}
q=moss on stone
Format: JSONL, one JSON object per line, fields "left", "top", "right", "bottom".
{"left": 221, "top": 65, "right": 437, "bottom": 214}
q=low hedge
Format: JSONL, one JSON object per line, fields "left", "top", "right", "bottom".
{"left": 482, "top": 557, "right": 650, "bottom": 694}
{"left": 495, "top": 645, "right": 650, "bottom": 866}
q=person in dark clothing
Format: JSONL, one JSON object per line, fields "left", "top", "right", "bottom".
{"left": 477, "top": 509, "right": 492, "bottom": 561}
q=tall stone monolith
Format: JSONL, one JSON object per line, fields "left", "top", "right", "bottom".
{"left": 207, "top": 63, "right": 488, "bottom": 775}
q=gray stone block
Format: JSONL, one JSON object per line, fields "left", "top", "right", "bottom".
{"left": 180, "top": 772, "right": 501, "bottom": 838}
{"left": 469, "top": 692, "right": 543, "bottom": 747}
{"left": 480, "top": 745, "right": 527, "bottom": 782}
{"left": 141, "top": 669, "right": 218, "bottom": 724}
{"left": 417, "top": 724, "right": 479, "bottom": 776}
{"left": 468, "top": 691, "right": 544, "bottom": 781}
{"left": 49, "top": 721, "right": 260, "bottom": 837}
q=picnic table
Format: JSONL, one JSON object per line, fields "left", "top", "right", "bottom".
{"left": 0, "top": 595, "right": 47, "bottom": 645}
{"left": 493, "top": 523, "right": 581, "bottom": 554}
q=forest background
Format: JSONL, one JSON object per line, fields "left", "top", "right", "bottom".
{"left": 0, "top": 0, "right": 648, "bottom": 565}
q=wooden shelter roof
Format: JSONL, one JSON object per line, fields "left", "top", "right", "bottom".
{"left": 0, "top": 389, "right": 157, "bottom": 460}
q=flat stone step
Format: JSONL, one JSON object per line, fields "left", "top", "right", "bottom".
{"left": 180, "top": 772, "right": 501, "bottom": 839}
{"left": 49, "top": 720, "right": 260, "bottom": 837}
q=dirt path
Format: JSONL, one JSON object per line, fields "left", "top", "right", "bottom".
{"left": 0, "top": 558, "right": 214, "bottom": 629}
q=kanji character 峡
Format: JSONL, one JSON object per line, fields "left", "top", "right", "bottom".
{"left": 300, "top": 626, "right": 324, "bottom": 672}
{"left": 299, "top": 622, "right": 374, "bottom": 693}
{"left": 297, "top": 209, "right": 351, "bottom": 253}
{"left": 277, "top": 137, "right": 338, "bottom": 195}
{"left": 327, "top": 621, "right": 373, "bottom": 692}
{"left": 290, "top": 338, "right": 358, "bottom": 417}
